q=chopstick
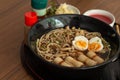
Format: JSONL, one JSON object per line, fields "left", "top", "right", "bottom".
{"left": 116, "top": 24, "right": 120, "bottom": 35}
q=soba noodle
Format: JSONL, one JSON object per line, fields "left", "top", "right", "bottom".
{"left": 36, "top": 26, "right": 111, "bottom": 67}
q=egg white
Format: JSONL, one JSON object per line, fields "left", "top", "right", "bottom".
{"left": 72, "top": 36, "right": 88, "bottom": 51}
{"left": 88, "top": 37, "right": 103, "bottom": 52}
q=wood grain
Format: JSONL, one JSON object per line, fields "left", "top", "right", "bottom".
{"left": 0, "top": 0, "right": 120, "bottom": 80}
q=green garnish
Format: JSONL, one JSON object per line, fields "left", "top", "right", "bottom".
{"left": 46, "top": 1, "right": 58, "bottom": 16}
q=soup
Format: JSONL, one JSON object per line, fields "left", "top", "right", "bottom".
{"left": 36, "top": 26, "right": 111, "bottom": 67}
{"left": 90, "top": 14, "right": 112, "bottom": 24}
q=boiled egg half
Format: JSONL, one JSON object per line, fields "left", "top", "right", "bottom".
{"left": 88, "top": 37, "right": 103, "bottom": 52}
{"left": 72, "top": 36, "right": 88, "bottom": 51}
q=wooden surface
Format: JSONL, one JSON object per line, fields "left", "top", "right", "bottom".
{"left": 0, "top": 0, "right": 120, "bottom": 80}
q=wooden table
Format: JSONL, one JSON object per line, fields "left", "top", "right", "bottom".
{"left": 0, "top": 0, "right": 120, "bottom": 80}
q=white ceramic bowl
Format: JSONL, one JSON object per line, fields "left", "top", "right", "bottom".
{"left": 67, "top": 4, "right": 80, "bottom": 14}
{"left": 83, "top": 9, "right": 115, "bottom": 27}
{"left": 55, "top": 3, "right": 80, "bottom": 14}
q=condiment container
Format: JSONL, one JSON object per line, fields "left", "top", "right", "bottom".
{"left": 31, "top": 0, "right": 48, "bottom": 19}
{"left": 24, "top": 11, "right": 38, "bottom": 45}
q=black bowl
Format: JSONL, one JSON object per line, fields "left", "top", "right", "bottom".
{"left": 28, "top": 14, "right": 120, "bottom": 80}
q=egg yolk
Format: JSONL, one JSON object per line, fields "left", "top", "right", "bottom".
{"left": 75, "top": 40, "right": 87, "bottom": 48}
{"left": 88, "top": 42, "right": 101, "bottom": 51}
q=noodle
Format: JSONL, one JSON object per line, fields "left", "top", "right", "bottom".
{"left": 36, "top": 26, "right": 111, "bottom": 67}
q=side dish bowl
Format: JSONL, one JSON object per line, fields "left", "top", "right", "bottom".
{"left": 27, "top": 14, "right": 120, "bottom": 80}
{"left": 83, "top": 9, "right": 115, "bottom": 27}
{"left": 46, "top": 3, "right": 80, "bottom": 16}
